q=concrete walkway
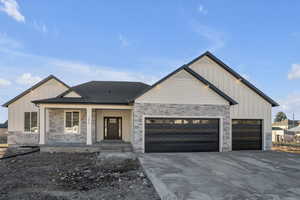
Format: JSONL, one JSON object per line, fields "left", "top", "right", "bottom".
{"left": 139, "top": 151, "right": 300, "bottom": 200}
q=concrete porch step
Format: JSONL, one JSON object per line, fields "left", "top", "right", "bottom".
{"left": 40, "top": 143, "right": 133, "bottom": 153}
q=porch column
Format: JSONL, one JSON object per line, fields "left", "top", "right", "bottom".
{"left": 86, "top": 107, "right": 92, "bottom": 145}
{"left": 39, "top": 106, "right": 46, "bottom": 145}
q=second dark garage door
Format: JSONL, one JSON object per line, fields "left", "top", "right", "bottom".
{"left": 145, "top": 118, "right": 219, "bottom": 153}
{"left": 232, "top": 119, "right": 262, "bottom": 150}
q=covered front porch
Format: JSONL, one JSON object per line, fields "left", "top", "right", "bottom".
{"left": 38, "top": 104, "right": 133, "bottom": 146}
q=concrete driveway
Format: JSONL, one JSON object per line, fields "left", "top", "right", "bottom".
{"left": 139, "top": 151, "right": 300, "bottom": 200}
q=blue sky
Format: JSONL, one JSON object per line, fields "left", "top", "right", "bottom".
{"left": 0, "top": 0, "right": 300, "bottom": 122}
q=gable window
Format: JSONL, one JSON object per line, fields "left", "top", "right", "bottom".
{"left": 24, "top": 112, "right": 38, "bottom": 133}
{"left": 65, "top": 111, "right": 80, "bottom": 134}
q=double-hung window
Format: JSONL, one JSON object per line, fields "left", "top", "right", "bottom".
{"left": 24, "top": 112, "right": 38, "bottom": 133}
{"left": 65, "top": 111, "right": 80, "bottom": 134}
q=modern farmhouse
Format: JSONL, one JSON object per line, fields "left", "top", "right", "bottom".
{"left": 2, "top": 51, "right": 279, "bottom": 153}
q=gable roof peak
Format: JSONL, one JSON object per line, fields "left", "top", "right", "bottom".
{"left": 186, "top": 51, "right": 279, "bottom": 107}
{"left": 133, "top": 63, "right": 237, "bottom": 105}
{"left": 2, "top": 74, "right": 70, "bottom": 107}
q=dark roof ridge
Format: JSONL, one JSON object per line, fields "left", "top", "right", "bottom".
{"left": 87, "top": 80, "right": 148, "bottom": 84}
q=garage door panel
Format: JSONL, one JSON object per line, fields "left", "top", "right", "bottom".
{"left": 146, "top": 131, "right": 219, "bottom": 136}
{"left": 232, "top": 119, "right": 262, "bottom": 150}
{"left": 146, "top": 136, "right": 219, "bottom": 143}
{"left": 145, "top": 125, "right": 219, "bottom": 131}
{"left": 146, "top": 133, "right": 218, "bottom": 141}
{"left": 232, "top": 141, "right": 261, "bottom": 150}
{"left": 145, "top": 142, "right": 219, "bottom": 152}
{"left": 145, "top": 118, "right": 219, "bottom": 153}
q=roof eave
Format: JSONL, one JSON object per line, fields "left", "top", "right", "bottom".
{"left": 32, "top": 100, "right": 130, "bottom": 106}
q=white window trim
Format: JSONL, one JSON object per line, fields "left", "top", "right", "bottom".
{"left": 64, "top": 110, "right": 81, "bottom": 134}
{"left": 24, "top": 111, "right": 39, "bottom": 134}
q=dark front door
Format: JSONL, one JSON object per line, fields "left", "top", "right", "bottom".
{"left": 104, "top": 117, "right": 122, "bottom": 140}
{"left": 145, "top": 118, "right": 219, "bottom": 153}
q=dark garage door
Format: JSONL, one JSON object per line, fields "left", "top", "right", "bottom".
{"left": 145, "top": 118, "right": 219, "bottom": 153}
{"left": 232, "top": 119, "right": 262, "bottom": 150}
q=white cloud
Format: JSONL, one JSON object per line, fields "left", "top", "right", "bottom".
{"left": 32, "top": 20, "right": 48, "bottom": 33}
{"left": 273, "top": 93, "right": 300, "bottom": 120}
{"left": 0, "top": 39, "right": 161, "bottom": 85}
{"left": 0, "top": 0, "right": 25, "bottom": 22}
{"left": 16, "top": 73, "right": 42, "bottom": 85}
{"left": 0, "top": 35, "right": 170, "bottom": 123}
{"left": 51, "top": 59, "right": 158, "bottom": 84}
{"left": 288, "top": 64, "right": 300, "bottom": 80}
{"left": 192, "top": 23, "right": 226, "bottom": 52}
{"left": 198, "top": 4, "right": 208, "bottom": 15}
{"left": 118, "top": 34, "right": 130, "bottom": 47}
{"left": 0, "top": 78, "right": 11, "bottom": 87}
{"left": 0, "top": 32, "right": 22, "bottom": 49}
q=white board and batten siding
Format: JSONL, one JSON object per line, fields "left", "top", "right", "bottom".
{"left": 63, "top": 91, "right": 81, "bottom": 98}
{"left": 136, "top": 70, "right": 229, "bottom": 105}
{"left": 189, "top": 56, "right": 272, "bottom": 138}
{"left": 8, "top": 78, "right": 69, "bottom": 132}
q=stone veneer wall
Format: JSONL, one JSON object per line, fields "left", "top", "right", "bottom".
{"left": 265, "top": 131, "right": 272, "bottom": 150}
{"left": 132, "top": 103, "right": 231, "bottom": 152}
{"left": 7, "top": 132, "right": 39, "bottom": 145}
{"left": 47, "top": 109, "right": 96, "bottom": 144}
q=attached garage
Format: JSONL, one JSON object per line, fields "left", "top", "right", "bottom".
{"left": 134, "top": 52, "right": 279, "bottom": 153}
{"left": 145, "top": 118, "right": 220, "bottom": 153}
{"left": 232, "top": 119, "right": 262, "bottom": 150}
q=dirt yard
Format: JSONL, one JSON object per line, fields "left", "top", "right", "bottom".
{"left": 0, "top": 149, "right": 160, "bottom": 200}
{"left": 272, "top": 145, "right": 300, "bottom": 154}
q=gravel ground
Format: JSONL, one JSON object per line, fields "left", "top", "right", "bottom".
{"left": 0, "top": 150, "right": 160, "bottom": 200}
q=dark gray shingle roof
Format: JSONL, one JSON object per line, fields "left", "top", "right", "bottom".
{"left": 33, "top": 81, "right": 150, "bottom": 105}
